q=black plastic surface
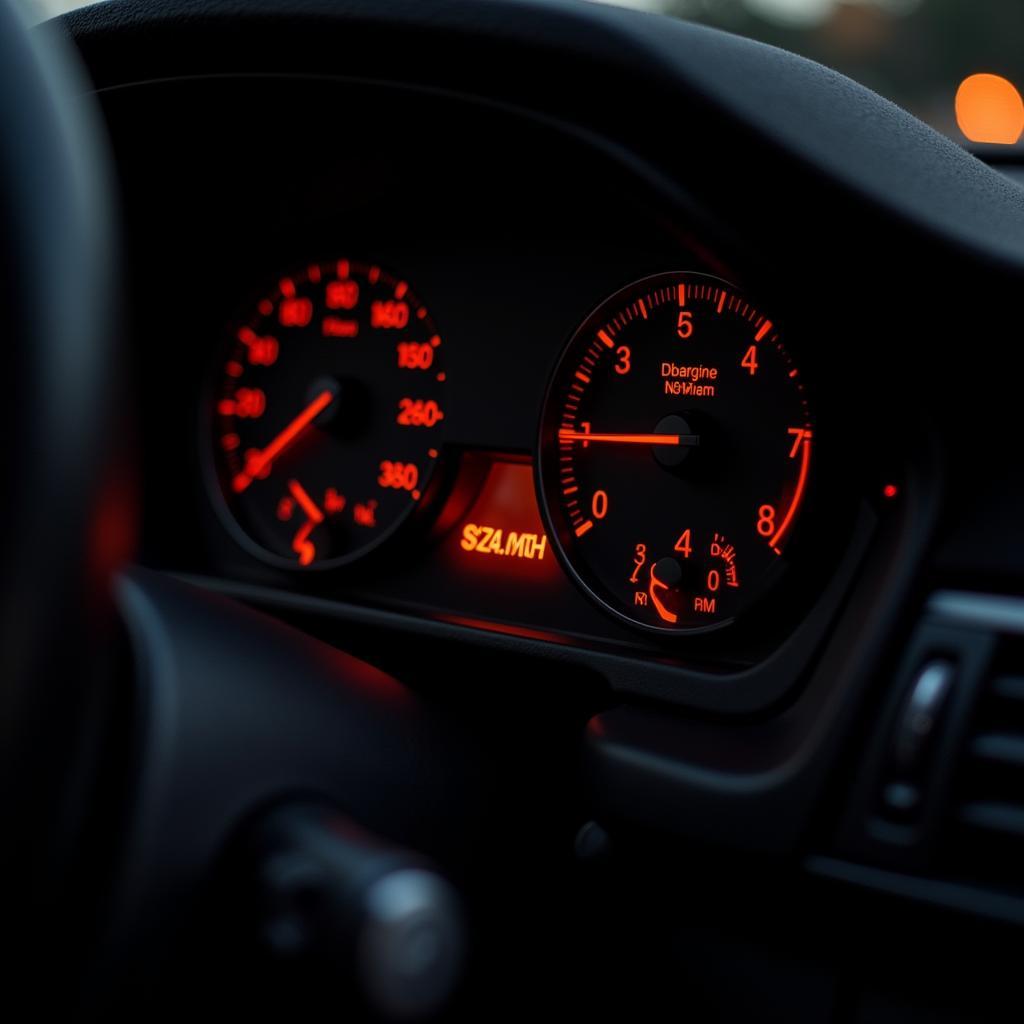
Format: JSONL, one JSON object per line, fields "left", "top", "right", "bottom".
{"left": 61, "top": 0, "right": 1024, "bottom": 269}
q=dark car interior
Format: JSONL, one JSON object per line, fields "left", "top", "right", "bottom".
{"left": 4, "top": 0, "right": 1024, "bottom": 1019}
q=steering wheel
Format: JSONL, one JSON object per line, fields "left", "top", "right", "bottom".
{"left": 0, "top": 0, "right": 120, "bottom": 952}
{"left": 0, "top": 6, "right": 470, "bottom": 1017}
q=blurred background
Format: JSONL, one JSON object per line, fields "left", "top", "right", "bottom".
{"left": 606, "top": 0, "right": 1024, "bottom": 140}
{"left": 20, "top": 0, "right": 1024, "bottom": 142}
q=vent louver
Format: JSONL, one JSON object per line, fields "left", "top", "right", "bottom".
{"left": 946, "top": 639, "right": 1024, "bottom": 890}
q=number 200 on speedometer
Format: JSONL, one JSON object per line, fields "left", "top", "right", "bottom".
{"left": 537, "top": 271, "right": 813, "bottom": 634}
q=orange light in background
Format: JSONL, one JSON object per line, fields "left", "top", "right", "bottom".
{"left": 955, "top": 74, "right": 1024, "bottom": 144}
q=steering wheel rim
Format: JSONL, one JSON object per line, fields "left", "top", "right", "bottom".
{"left": 0, "top": 0, "right": 122, "bottom": 954}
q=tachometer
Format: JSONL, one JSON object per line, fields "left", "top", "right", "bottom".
{"left": 537, "top": 271, "right": 812, "bottom": 633}
{"left": 210, "top": 259, "right": 446, "bottom": 569}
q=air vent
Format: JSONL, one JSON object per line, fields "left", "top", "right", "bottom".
{"left": 819, "top": 592, "right": 1024, "bottom": 924}
{"left": 945, "top": 636, "right": 1024, "bottom": 891}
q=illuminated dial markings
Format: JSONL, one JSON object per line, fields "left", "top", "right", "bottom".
{"left": 212, "top": 259, "right": 447, "bottom": 569}
{"left": 538, "top": 271, "right": 812, "bottom": 633}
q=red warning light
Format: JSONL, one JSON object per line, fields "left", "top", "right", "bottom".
{"left": 883, "top": 483, "right": 899, "bottom": 499}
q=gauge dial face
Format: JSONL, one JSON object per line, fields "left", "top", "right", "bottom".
{"left": 538, "top": 272, "right": 813, "bottom": 634}
{"left": 211, "top": 260, "right": 446, "bottom": 569}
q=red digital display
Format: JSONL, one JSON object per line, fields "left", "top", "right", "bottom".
{"left": 444, "top": 460, "right": 561, "bottom": 582}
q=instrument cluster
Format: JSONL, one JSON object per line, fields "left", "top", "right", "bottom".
{"left": 204, "top": 258, "right": 828, "bottom": 646}
{"left": 113, "top": 74, "right": 887, "bottom": 677}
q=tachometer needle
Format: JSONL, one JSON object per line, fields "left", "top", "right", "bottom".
{"left": 558, "top": 430, "right": 699, "bottom": 447}
{"left": 232, "top": 388, "right": 336, "bottom": 493}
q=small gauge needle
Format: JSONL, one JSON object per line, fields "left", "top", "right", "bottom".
{"left": 288, "top": 479, "right": 324, "bottom": 525}
{"left": 648, "top": 563, "right": 679, "bottom": 624}
{"left": 232, "top": 388, "right": 336, "bottom": 493}
{"left": 558, "top": 430, "right": 699, "bottom": 447}
{"left": 288, "top": 479, "right": 324, "bottom": 567}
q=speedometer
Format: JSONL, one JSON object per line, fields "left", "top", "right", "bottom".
{"left": 210, "top": 259, "right": 447, "bottom": 570}
{"left": 537, "top": 271, "right": 812, "bottom": 634}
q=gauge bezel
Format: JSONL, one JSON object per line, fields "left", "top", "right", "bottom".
{"left": 535, "top": 269, "right": 812, "bottom": 638}
{"left": 201, "top": 257, "right": 448, "bottom": 573}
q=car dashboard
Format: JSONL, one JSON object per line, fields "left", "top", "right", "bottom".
{"left": 49, "top": 0, "right": 1024, "bottom": 1019}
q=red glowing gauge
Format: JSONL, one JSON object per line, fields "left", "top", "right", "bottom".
{"left": 537, "top": 271, "right": 813, "bottom": 633}
{"left": 210, "top": 260, "right": 447, "bottom": 569}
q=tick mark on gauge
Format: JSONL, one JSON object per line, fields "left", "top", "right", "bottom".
{"left": 755, "top": 320, "right": 772, "bottom": 341}
{"left": 575, "top": 520, "right": 594, "bottom": 537}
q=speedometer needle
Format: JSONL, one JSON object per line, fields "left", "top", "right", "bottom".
{"left": 558, "top": 430, "right": 699, "bottom": 447}
{"left": 232, "top": 388, "right": 336, "bottom": 493}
